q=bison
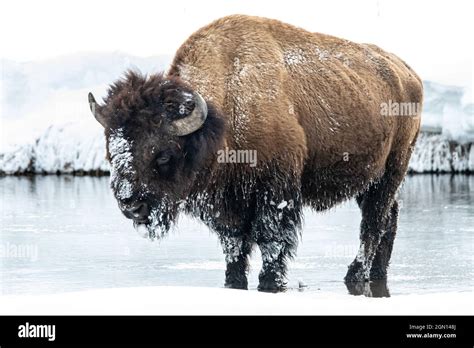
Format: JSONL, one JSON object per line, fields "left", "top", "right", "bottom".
{"left": 88, "top": 15, "right": 422, "bottom": 292}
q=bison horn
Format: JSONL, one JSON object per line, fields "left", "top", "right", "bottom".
{"left": 88, "top": 92, "right": 108, "bottom": 128}
{"left": 169, "top": 92, "right": 208, "bottom": 136}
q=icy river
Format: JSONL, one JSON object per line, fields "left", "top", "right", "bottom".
{"left": 1, "top": 175, "right": 472, "bottom": 297}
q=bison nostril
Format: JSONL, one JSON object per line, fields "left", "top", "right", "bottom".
{"left": 124, "top": 202, "right": 149, "bottom": 221}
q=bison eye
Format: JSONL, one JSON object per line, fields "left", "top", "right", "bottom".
{"left": 156, "top": 154, "right": 171, "bottom": 166}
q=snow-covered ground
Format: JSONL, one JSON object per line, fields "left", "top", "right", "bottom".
{"left": 0, "top": 286, "right": 471, "bottom": 315}
{"left": 1, "top": 174, "right": 472, "bottom": 315}
{"left": 0, "top": 52, "right": 473, "bottom": 173}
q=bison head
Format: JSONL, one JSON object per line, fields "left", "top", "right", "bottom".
{"left": 88, "top": 71, "right": 225, "bottom": 239}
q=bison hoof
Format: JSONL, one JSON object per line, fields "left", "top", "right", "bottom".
{"left": 345, "top": 280, "right": 390, "bottom": 298}
{"left": 257, "top": 274, "right": 287, "bottom": 293}
{"left": 257, "top": 283, "right": 287, "bottom": 293}
{"left": 345, "top": 281, "right": 370, "bottom": 296}
{"left": 344, "top": 261, "right": 369, "bottom": 283}
{"left": 224, "top": 282, "right": 248, "bottom": 290}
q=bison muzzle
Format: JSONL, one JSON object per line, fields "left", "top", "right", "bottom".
{"left": 89, "top": 15, "right": 422, "bottom": 293}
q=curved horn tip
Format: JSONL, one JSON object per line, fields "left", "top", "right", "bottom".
{"left": 88, "top": 92, "right": 95, "bottom": 103}
{"left": 87, "top": 92, "right": 108, "bottom": 128}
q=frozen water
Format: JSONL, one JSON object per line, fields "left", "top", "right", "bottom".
{"left": 0, "top": 175, "right": 472, "bottom": 296}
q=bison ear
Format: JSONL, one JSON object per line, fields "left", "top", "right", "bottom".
{"left": 88, "top": 92, "right": 108, "bottom": 128}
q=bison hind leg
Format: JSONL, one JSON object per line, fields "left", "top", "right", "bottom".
{"left": 369, "top": 201, "right": 399, "bottom": 280}
{"left": 345, "top": 170, "right": 402, "bottom": 283}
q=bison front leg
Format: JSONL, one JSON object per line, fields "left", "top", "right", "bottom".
{"left": 253, "top": 191, "right": 302, "bottom": 293}
{"left": 219, "top": 235, "right": 252, "bottom": 290}
{"left": 257, "top": 238, "right": 297, "bottom": 292}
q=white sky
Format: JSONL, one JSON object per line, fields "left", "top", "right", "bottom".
{"left": 1, "top": 0, "right": 473, "bottom": 87}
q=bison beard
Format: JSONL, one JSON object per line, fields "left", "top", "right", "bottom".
{"left": 88, "top": 15, "right": 422, "bottom": 293}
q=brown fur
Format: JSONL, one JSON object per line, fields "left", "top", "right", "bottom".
{"left": 169, "top": 15, "right": 421, "bottom": 198}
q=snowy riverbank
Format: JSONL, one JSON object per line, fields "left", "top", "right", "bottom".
{"left": 1, "top": 53, "right": 472, "bottom": 174}
{"left": 0, "top": 286, "right": 471, "bottom": 315}
{"left": 1, "top": 128, "right": 473, "bottom": 174}
{"left": 409, "top": 133, "right": 473, "bottom": 173}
